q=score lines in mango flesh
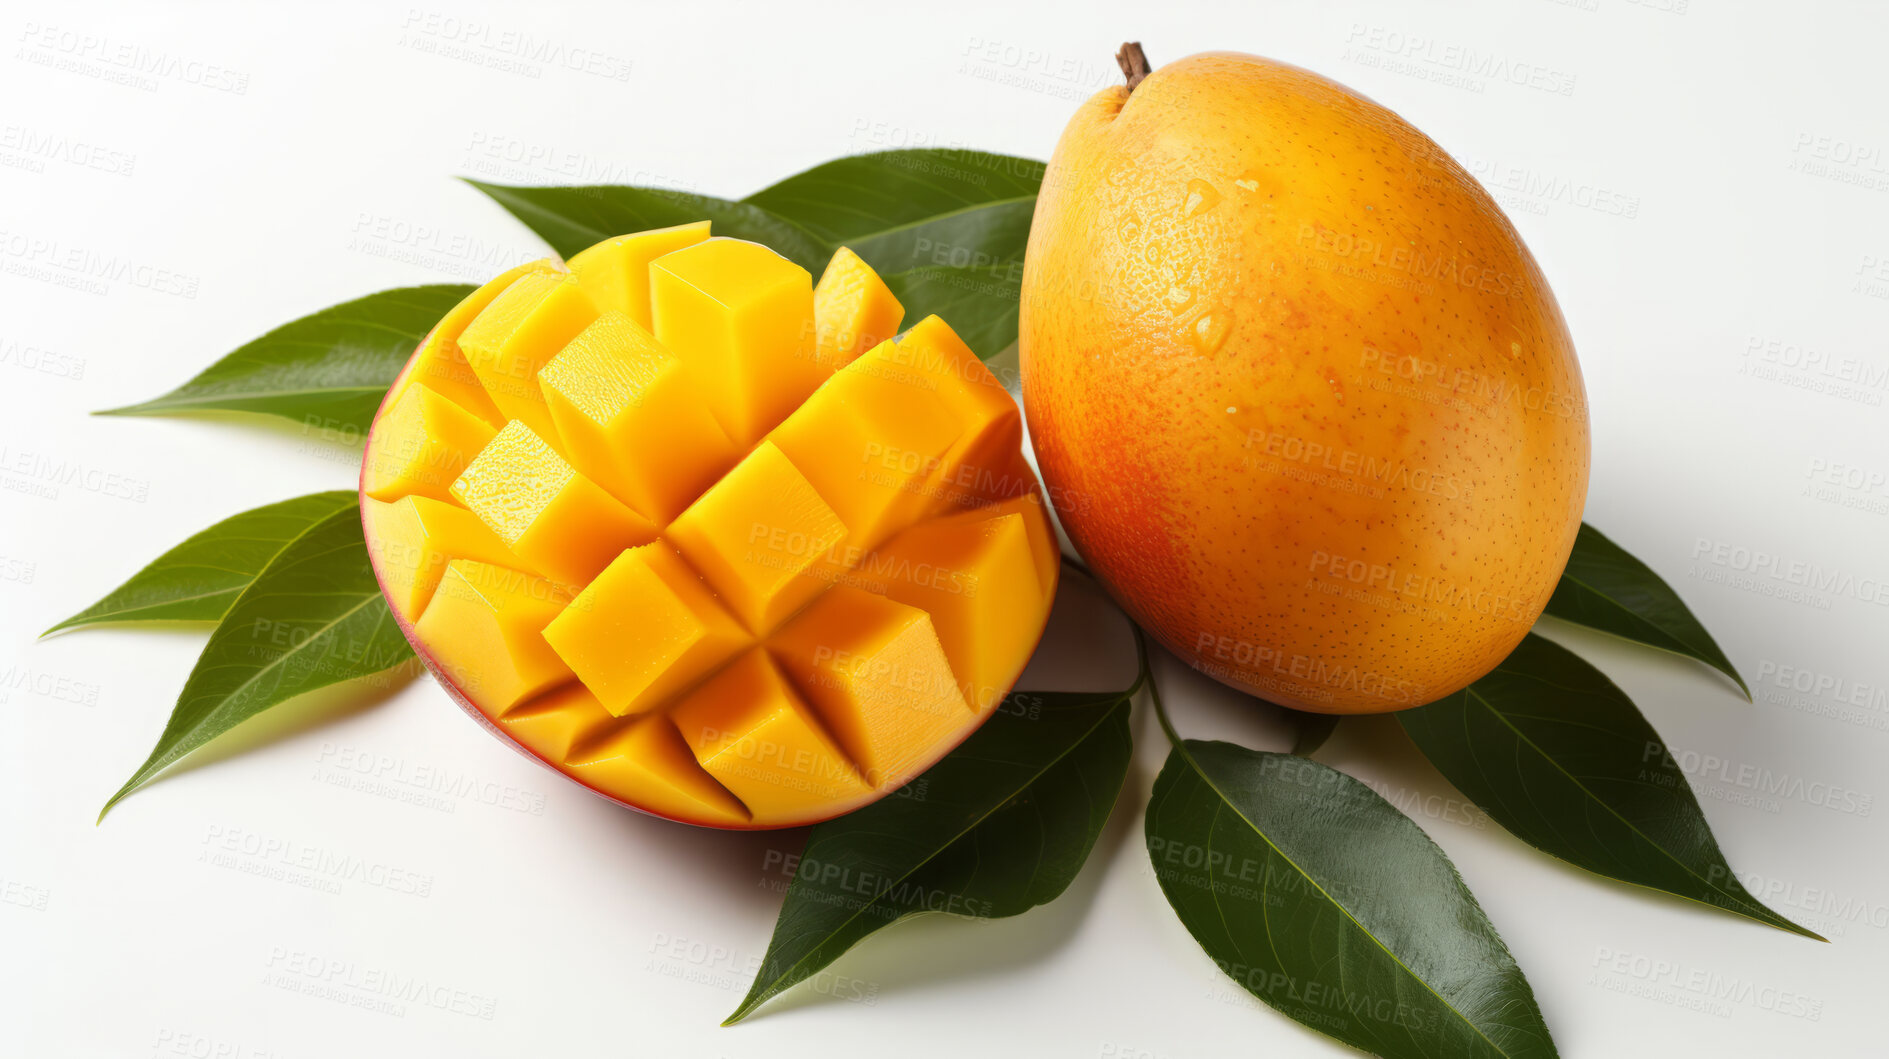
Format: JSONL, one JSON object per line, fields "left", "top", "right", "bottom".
{"left": 360, "top": 223, "right": 1058, "bottom": 828}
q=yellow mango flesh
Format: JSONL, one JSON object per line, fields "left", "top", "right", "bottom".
{"left": 567, "top": 222, "right": 709, "bottom": 329}
{"left": 769, "top": 586, "right": 970, "bottom": 787}
{"left": 860, "top": 509, "right": 1046, "bottom": 712}
{"left": 394, "top": 258, "right": 561, "bottom": 426}
{"left": 504, "top": 686, "right": 749, "bottom": 826}
{"left": 650, "top": 237, "right": 826, "bottom": 447}
{"left": 542, "top": 543, "right": 750, "bottom": 717}
{"left": 458, "top": 272, "right": 600, "bottom": 442}
{"left": 813, "top": 246, "right": 904, "bottom": 370}
{"left": 412, "top": 560, "right": 573, "bottom": 714}
{"left": 361, "top": 494, "right": 521, "bottom": 623}
{"left": 670, "top": 650, "right": 874, "bottom": 818}
{"left": 449, "top": 420, "right": 656, "bottom": 588}
{"left": 359, "top": 226, "right": 1057, "bottom": 828}
{"left": 361, "top": 383, "right": 498, "bottom": 504}
{"left": 538, "top": 311, "right": 738, "bottom": 524}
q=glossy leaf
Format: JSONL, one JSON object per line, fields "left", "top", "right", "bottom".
{"left": 725, "top": 684, "right": 1136, "bottom": 1024}
{"left": 843, "top": 196, "right": 1035, "bottom": 277}
{"left": 883, "top": 263, "right": 1023, "bottom": 358}
{"left": 1398, "top": 634, "right": 1819, "bottom": 939}
{"left": 1147, "top": 742, "right": 1558, "bottom": 1059}
{"left": 463, "top": 180, "right": 829, "bottom": 273}
{"left": 99, "top": 285, "right": 470, "bottom": 434}
{"left": 100, "top": 508, "right": 413, "bottom": 819}
{"left": 45, "top": 492, "right": 356, "bottom": 635}
{"left": 1545, "top": 523, "right": 1747, "bottom": 696}
{"left": 744, "top": 149, "right": 1045, "bottom": 244}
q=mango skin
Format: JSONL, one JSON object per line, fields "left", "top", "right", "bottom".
{"left": 1020, "top": 52, "right": 1589, "bottom": 714}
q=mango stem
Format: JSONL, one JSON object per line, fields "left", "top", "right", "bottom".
{"left": 1116, "top": 41, "right": 1151, "bottom": 92}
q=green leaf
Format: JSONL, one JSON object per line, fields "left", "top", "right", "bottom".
{"left": 725, "top": 684, "right": 1136, "bottom": 1024}
{"left": 744, "top": 149, "right": 1045, "bottom": 244}
{"left": 463, "top": 180, "right": 830, "bottom": 273}
{"left": 883, "top": 263, "right": 1023, "bottom": 358}
{"left": 98, "top": 285, "right": 471, "bottom": 434}
{"left": 44, "top": 492, "right": 356, "bottom": 635}
{"left": 1545, "top": 523, "right": 1747, "bottom": 696}
{"left": 829, "top": 196, "right": 1035, "bottom": 276}
{"left": 1398, "top": 634, "right": 1820, "bottom": 940}
{"left": 1147, "top": 742, "right": 1558, "bottom": 1059}
{"left": 100, "top": 507, "right": 413, "bottom": 819}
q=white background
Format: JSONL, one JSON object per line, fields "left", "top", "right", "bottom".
{"left": 4, "top": 2, "right": 1887, "bottom": 1056}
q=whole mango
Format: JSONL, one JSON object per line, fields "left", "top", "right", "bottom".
{"left": 1021, "top": 47, "right": 1589, "bottom": 713}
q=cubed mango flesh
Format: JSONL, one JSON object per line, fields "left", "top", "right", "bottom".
{"left": 542, "top": 543, "right": 750, "bottom": 717}
{"left": 768, "top": 339, "right": 963, "bottom": 552}
{"left": 450, "top": 420, "right": 656, "bottom": 589}
{"left": 664, "top": 440, "right": 848, "bottom": 636}
{"left": 813, "top": 246, "right": 904, "bottom": 370}
{"left": 670, "top": 650, "right": 874, "bottom": 818}
{"left": 457, "top": 271, "right": 600, "bottom": 441}
{"left": 650, "top": 238, "right": 824, "bottom": 447}
{"left": 394, "top": 258, "right": 562, "bottom": 426}
{"left": 538, "top": 311, "right": 738, "bottom": 523}
{"left": 412, "top": 559, "right": 574, "bottom": 714}
{"left": 361, "top": 494, "right": 521, "bottom": 624}
{"left": 768, "top": 586, "right": 970, "bottom": 787}
{"left": 567, "top": 222, "right": 710, "bottom": 329}
{"left": 360, "top": 226, "right": 1057, "bottom": 828}
{"left": 361, "top": 384, "right": 497, "bottom": 504}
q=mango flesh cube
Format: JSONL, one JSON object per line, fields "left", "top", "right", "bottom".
{"left": 769, "top": 586, "right": 970, "bottom": 787}
{"left": 671, "top": 650, "right": 873, "bottom": 818}
{"left": 499, "top": 684, "right": 611, "bottom": 761}
{"left": 538, "top": 312, "right": 738, "bottom": 523}
{"left": 362, "top": 228, "right": 1062, "bottom": 828}
{"left": 450, "top": 420, "right": 656, "bottom": 589}
{"left": 542, "top": 543, "right": 750, "bottom": 717}
{"left": 503, "top": 685, "right": 750, "bottom": 826}
{"left": 361, "top": 495, "right": 522, "bottom": 624}
{"left": 650, "top": 238, "right": 823, "bottom": 446}
{"left": 863, "top": 512, "right": 1045, "bottom": 712}
{"left": 768, "top": 341, "right": 963, "bottom": 552}
{"left": 413, "top": 560, "right": 573, "bottom": 714}
{"left": 361, "top": 384, "right": 498, "bottom": 504}
{"left": 565, "top": 708, "right": 751, "bottom": 826}
{"left": 889, "top": 315, "right": 1027, "bottom": 513}
{"left": 568, "top": 222, "right": 710, "bottom": 329}
{"left": 813, "top": 247, "right": 904, "bottom": 371}
{"left": 396, "top": 258, "right": 561, "bottom": 426}
{"left": 458, "top": 271, "right": 600, "bottom": 441}
{"left": 665, "top": 441, "right": 847, "bottom": 636}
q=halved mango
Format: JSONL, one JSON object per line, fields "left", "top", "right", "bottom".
{"left": 360, "top": 225, "right": 1058, "bottom": 828}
